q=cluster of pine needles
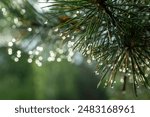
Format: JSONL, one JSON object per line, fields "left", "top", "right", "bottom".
{"left": 45, "top": 0, "right": 150, "bottom": 95}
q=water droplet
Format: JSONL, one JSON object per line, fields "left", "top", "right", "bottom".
{"left": 87, "top": 59, "right": 91, "bottom": 64}
{"left": 81, "top": 26, "right": 85, "bottom": 30}
{"left": 56, "top": 48, "right": 63, "bottom": 54}
{"left": 44, "top": 21, "right": 48, "bottom": 24}
{"left": 12, "top": 38, "right": 16, "bottom": 42}
{"left": 35, "top": 59, "right": 42, "bottom": 67}
{"left": 49, "top": 51, "right": 56, "bottom": 57}
{"left": 27, "top": 58, "right": 32, "bottom": 63}
{"left": 8, "top": 42, "right": 13, "bottom": 47}
{"left": 54, "top": 28, "right": 59, "bottom": 32}
{"left": 14, "top": 57, "right": 19, "bottom": 62}
{"left": 111, "top": 86, "right": 114, "bottom": 89}
{"left": 147, "top": 67, "right": 150, "bottom": 71}
{"left": 17, "top": 54, "right": 21, "bottom": 58}
{"left": 99, "top": 62, "right": 103, "bottom": 66}
{"left": 21, "top": 9, "right": 26, "bottom": 14}
{"left": 145, "top": 74, "right": 148, "bottom": 77}
{"left": 94, "top": 71, "right": 99, "bottom": 75}
{"left": 104, "top": 83, "right": 107, "bottom": 86}
{"left": 119, "top": 69, "right": 122, "bottom": 72}
{"left": 62, "top": 36, "right": 66, "bottom": 40}
{"left": 17, "top": 50, "right": 21, "bottom": 55}
{"left": 8, "top": 48, "right": 13, "bottom": 55}
{"left": 36, "top": 46, "right": 43, "bottom": 51}
{"left": 122, "top": 68, "right": 126, "bottom": 73}
{"left": 27, "top": 27, "right": 32, "bottom": 32}
{"left": 127, "top": 73, "right": 131, "bottom": 76}
{"left": 2, "top": 8, "right": 7, "bottom": 16}
{"left": 59, "top": 33, "right": 63, "bottom": 37}
{"left": 57, "top": 58, "right": 62, "bottom": 62}
{"left": 47, "top": 56, "right": 55, "bottom": 62}
{"left": 14, "top": 18, "right": 19, "bottom": 24}
{"left": 67, "top": 56, "right": 72, "bottom": 62}
{"left": 28, "top": 51, "right": 33, "bottom": 55}
{"left": 76, "top": 11, "right": 80, "bottom": 14}
{"left": 73, "top": 14, "right": 77, "bottom": 18}
{"left": 146, "top": 61, "right": 149, "bottom": 65}
{"left": 35, "top": 51, "right": 39, "bottom": 55}
{"left": 37, "top": 62, "right": 42, "bottom": 67}
{"left": 87, "top": 50, "right": 91, "bottom": 54}
{"left": 38, "top": 56, "right": 43, "bottom": 61}
{"left": 67, "top": 35, "right": 70, "bottom": 38}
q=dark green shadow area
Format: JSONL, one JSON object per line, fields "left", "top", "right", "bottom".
{"left": 0, "top": 47, "right": 108, "bottom": 100}
{"left": 0, "top": 47, "right": 35, "bottom": 99}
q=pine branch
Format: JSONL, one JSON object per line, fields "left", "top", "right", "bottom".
{"left": 46, "top": 0, "right": 150, "bottom": 95}
{"left": 1, "top": 0, "right": 149, "bottom": 95}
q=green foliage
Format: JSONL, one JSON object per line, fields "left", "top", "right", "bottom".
{"left": 0, "top": 47, "right": 108, "bottom": 99}
{"left": 45, "top": 0, "right": 150, "bottom": 95}
{"left": 0, "top": 0, "right": 149, "bottom": 96}
{"left": 0, "top": 47, "right": 35, "bottom": 99}
{"left": 33, "top": 61, "right": 108, "bottom": 99}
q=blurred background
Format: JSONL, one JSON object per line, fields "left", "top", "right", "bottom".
{"left": 0, "top": 0, "right": 150, "bottom": 100}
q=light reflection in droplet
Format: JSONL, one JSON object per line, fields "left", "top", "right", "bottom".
{"left": 14, "top": 57, "right": 19, "bottom": 62}
{"left": 8, "top": 42, "right": 13, "bottom": 47}
{"left": 8, "top": 48, "right": 13, "bottom": 55}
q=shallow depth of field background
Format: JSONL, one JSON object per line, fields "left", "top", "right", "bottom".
{"left": 0, "top": 0, "right": 150, "bottom": 100}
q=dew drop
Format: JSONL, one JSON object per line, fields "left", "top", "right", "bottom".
{"left": 8, "top": 42, "right": 13, "bottom": 47}
{"left": 27, "top": 27, "right": 32, "bottom": 32}
{"left": 14, "top": 57, "right": 19, "bottom": 62}
{"left": 27, "top": 58, "right": 32, "bottom": 63}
